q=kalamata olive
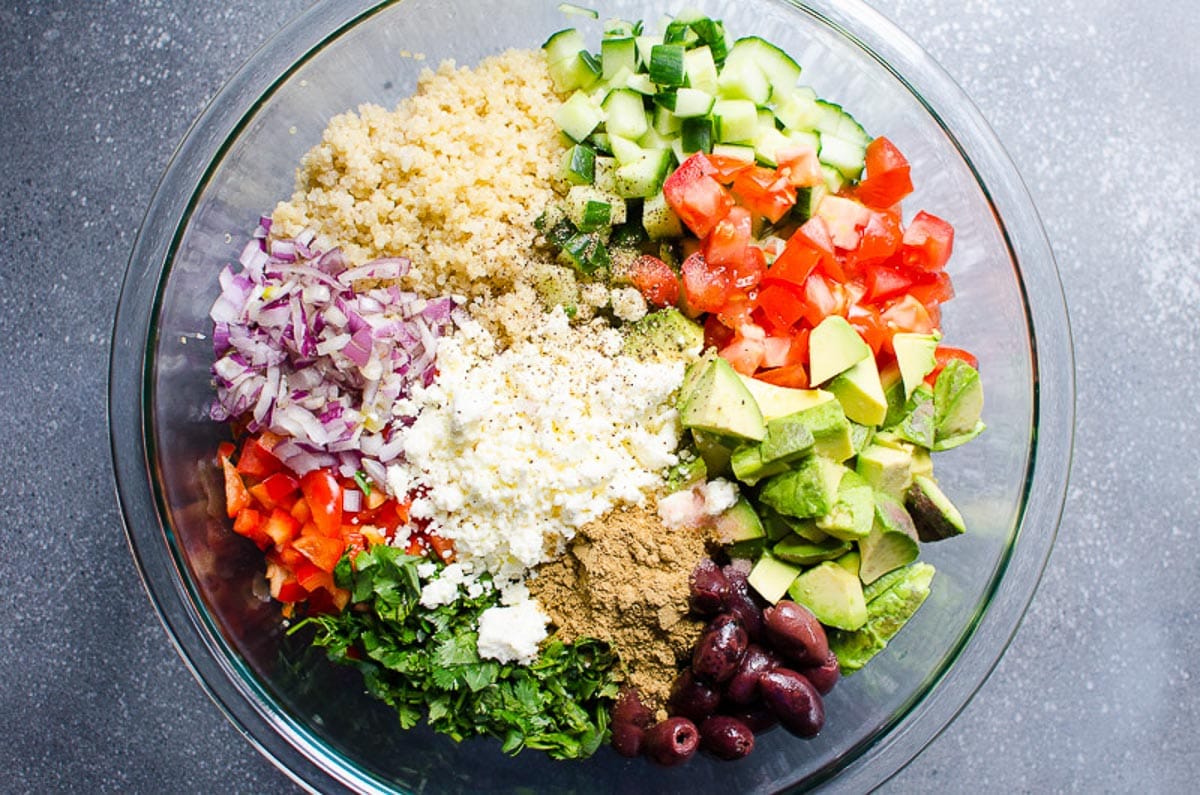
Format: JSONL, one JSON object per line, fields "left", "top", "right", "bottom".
{"left": 689, "top": 558, "right": 730, "bottom": 615}
{"left": 758, "top": 668, "right": 825, "bottom": 738}
{"left": 723, "top": 644, "right": 780, "bottom": 706}
{"left": 798, "top": 649, "right": 840, "bottom": 695}
{"left": 668, "top": 670, "right": 721, "bottom": 723}
{"left": 699, "top": 716, "right": 755, "bottom": 761}
{"left": 610, "top": 687, "right": 654, "bottom": 758}
{"left": 642, "top": 717, "right": 700, "bottom": 767}
{"left": 724, "top": 704, "right": 778, "bottom": 734}
{"left": 692, "top": 613, "right": 748, "bottom": 683}
{"left": 762, "top": 600, "right": 829, "bottom": 667}
{"left": 721, "top": 568, "right": 765, "bottom": 642}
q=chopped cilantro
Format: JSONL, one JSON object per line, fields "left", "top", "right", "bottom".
{"left": 295, "top": 545, "right": 619, "bottom": 759}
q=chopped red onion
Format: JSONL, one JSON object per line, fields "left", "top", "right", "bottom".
{"left": 209, "top": 230, "right": 456, "bottom": 483}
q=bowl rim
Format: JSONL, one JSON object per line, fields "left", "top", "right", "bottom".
{"left": 109, "top": 0, "right": 1075, "bottom": 791}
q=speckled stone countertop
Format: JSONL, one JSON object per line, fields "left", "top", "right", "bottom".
{"left": 1, "top": 0, "right": 1196, "bottom": 792}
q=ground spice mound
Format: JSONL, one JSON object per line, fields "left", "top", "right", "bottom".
{"left": 530, "top": 505, "right": 709, "bottom": 710}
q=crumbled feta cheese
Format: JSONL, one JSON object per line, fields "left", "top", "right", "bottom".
{"left": 700, "top": 478, "right": 739, "bottom": 516}
{"left": 658, "top": 478, "right": 740, "bottom": 528}
{"left": 476, "top": 599, "right": 549, "bottom": 665}
{"left": 419, "top": 562, "right": 466, "bottom": 608}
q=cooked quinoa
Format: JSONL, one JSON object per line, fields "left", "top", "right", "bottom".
{"left": 272, "top": 48, "right": 567, "bottom": 302}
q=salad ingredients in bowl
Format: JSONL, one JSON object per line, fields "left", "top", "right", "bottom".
{"left": 207, "top": 8, "right": 984, "bottom": 769}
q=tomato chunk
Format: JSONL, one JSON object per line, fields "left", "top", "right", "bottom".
{"left": 293, "top": 533, "right": 345, "bottom": 574}
{"left": 732, "top": 166, "right": 796, "bottom": 223}
{"left": 663, "top": 154, "right": 735, "bottom": 238}
{"left": 704, "top": 206, "right": 753, "bottom": 267}
{"left": 628, "top": 254, "right": 680, "bottom": 308}
{"left": 856, "top": 137, "right": 913, "bottom": 209}
{"left": 681, "top": 252, "right": 732, "bottom": 314}
{"left": 756, "top": 280, "right": 806, "bottom": 330}
{"left": 902, "top": 210, "right": 954, "bottom": 271}
{"left": 754, "top": 363, "right": 810, "bottom": 389}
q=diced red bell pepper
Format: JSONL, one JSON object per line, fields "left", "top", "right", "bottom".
{"left": 301, "top": 469, "right": 343, "bottom": 538}
{"left": 262, "top": 508, "right": 300, "bottom": 548}
{"left": 293, "top": 533, "right": 345, "bottom": 574}
{"left": 221, "top": 456, "right": 251, "bottom": 518}
{"left": 235, "top": 437, "right": 283, "bottom": 479}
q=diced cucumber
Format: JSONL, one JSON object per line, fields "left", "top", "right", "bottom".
{"left": 712, "top": 142, "right": 756, "bottom": 164}
{"left": 559, "top": 143, "right": 596, "bottom": 185}
{"left": 775, "top": 86, "right": 821, "bottom": 131}
{"left": 557, "top": 2, "right": 598, "bottom": 19}
{"left": 728, "top": 36, "right": 802, "bottom": 96}
{"left": 753, "top": 125, "right": 793, "bottom": 167}
{"left": 603, "top": 18, "right": 640, "bottom": 38}
{"left": 601, "top": 37, "right": 637, "bottom": 81}
{"left": 791, "top": 184, "right": 827, "bottom": 222}
{"left": 652, "top": 104, "right": 683, "bottom": 136}
{"left": 566, "top": 185, "right": 627, "bottom": 230}
{"left": 649, "top": 43, "right": 687, "bottom": 87}
{"left": 553, "top": 90, "right": 603, "bottom": 142}
{"left": 663, "top": 17, "right": 700, "bottom": 47}
{"left": 689, "top": 17, "right": 729, "bottom": 63}
{"left": 642, "top": 190, "right": 683, "bottom": 239}
{"left": 638, "top": 125, "right": 673, "bottom": 151}
{"left": 716, "top": 56, "right": 770, "bottom": 105}
{"left": 683, "top": 45, "right": 719, "bottom": 94}
{"left": 713, "top": 98, "right": 758, "bottom": 143}
{"left": 560, "top": 230, "right": 610, "bottom": 274}
{"left": 657, "top": 87, "right": 715, "bottom": 119}
{"left": 635, "top": 34, "right": 663, "bottom": 69}
{"left": 593, "top": 155, "right": 617, "bottom": 192}
{"left": 613, "top": 148, "right": 672, "bottom": 198}
{"left": 821, "top": 163, "right": 846, "bottom": 193}
{"left": 591, "top": 132, "right": 613, "bottom": 155}
{"left": 547, "top": 50, "right": 602, "bottom": 93}
{"left": 785, "top": 128, "right": 821, "bottom": 154}
{"left": 818, "top": 133, "right": 867, "bottom": 179}
{"left": 602, "top": 88, "right": 649, "bottom": 140}
{"left": 543, "top": 28, "right": 586, "bottom": 65}
{"left": 608, "top": 133, "right": 644, "bottom": 165}
{"left": 625, "top": 72, "right": 657, "bottom": 95}
{"left": 680, "top": 116, "right": 713, "bottom": 154}
{"left": 815, "top": 100, "right": 869, "bottom": 145}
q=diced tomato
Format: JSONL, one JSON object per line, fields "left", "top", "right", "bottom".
{"left": 720, "top": 335, "right": 767, "bottom": 375}
{"left": 907, "top": 270, "right": 956, "bottom": 310}
{"left": 863, "top": 263, "right": 916, "bottom": 304}
{"left": 785, "top": 327, "right": 810, "bottom": 366}
{"left": 272, "top": 577, "right": 307, "bottom": 604}
{"left": 731, "top": 166, "right": 796, "bottom": 223}
{"left": 262, "top": 508, "right": 300, "bottom": 548}
{"left": 760, "top": 334, "right": 794, "bottom": 369}
{"left": 663, "top": 154, "right": 735, "bottom": 239}
{"left": 847, "top": 302, "right": 890, "bottom": 354}
{"left": 406, "top": 536, "right": 426, "bottom": 556}
{"left": 628, "top": 254, "right": 680, "bottom": 308}
{"left": 901, "top": 210, "right": 954, "bottom": 271}
{"left": 706, "top": 153, "right": 754, "bottom": 183}
{"left": 301, "top": 469, "right": 343, "bottom": 538}
{"left": 769, "top": 233, "right": 823, "bottom": 287}
{"left": 221, "top": 456, "right": 251, "bottom": 518}
{"left": 856, "top": 137, "right": 913, "bottom": 209}
{"left": 881, "top": 294, "right": 937, "bottom": 335}
{"left": 235, "top": 437, "right": 283, "bottom": 479}
{"left": 681, "top": 252, "right": 732, "bottom": 314}
{"left": 853, "top": 210, "right": 904, "bottom": 266}
{"left": 800, "top": 273, "right": 840, "bottom": 327}
{"left": 754, "top": 363, "right": 810, "bottom": 388}
{"left": 703, "top": 313, "right": 735, "bottom": 350}
{"left": 776, "top": 144, "right": 824, "bottom": 187}
{"left": 704, "top": 206, "right": 753, "bottom": 267}
{"left": 756, "top": 280, "right": 806, "bottom": 329}
{"left": 733, "top": 244, "right": 767, "bottom": 290}
{"left": 293, "top": 533, "right": 345, "bottom": 574}
{"left": 796, "top": 215, "right": 836, "bottom": 255}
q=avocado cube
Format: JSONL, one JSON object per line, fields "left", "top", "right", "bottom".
{"left": 829, "top": 561, "right": 935, "bottom": 674}
{"left": 933, "top": 359, "right": 984, "bottom": 440}
{"left": 905, "top": 474, "right": 966, "bottom": 542}
{"left": 787, "top": 560, "right": 868, "bottom": 631}
{"left": 623, "top": 307, "right": 704, "bottom": 363}
{"left": 858, "top": 492, "right": 920, "bottom": 584}
{"left": 772, "top": 533, "right": 851, "bottom": 565}
{"left": 737, "top": 375, "right": 835, "bottom": 422}
{"left": 712, "top": 496, "right": 766, "bottom": 545}
{"left": 892, "top": 332, "right": 940, "bottom": 399}
{"left": 815, "top": 469, "right": 875, "bottom": 541}
{"left": 730, "top": 443, "right": 789, "bottom": 486}
{"left": 856, "top": 443, "right": 915, "bottom": 499}
{"left": 777, "top": 399, "right": 854, "bottom": 462}
{"left": 679, "top": 357, "right": 767, "bottom": 441}
{"left": 759, "top": 415, "right": 817, "bottom": 465}
{"left": 886, "top": 383, "right": 936, "bottom": 449}
{"left": 809, "top": 315, "right": 871, "bottom": 385}
{"left": 828, "top": 354, "right": 888, "bottom": 427}
{"left": 758, "top": 457, "right": 847, "bottom": 519}
{"left": 747, "top": 553, "right": 803, "bottom": 604}
{"left": 834, "top": 548, "right": 862, "bottom": 578}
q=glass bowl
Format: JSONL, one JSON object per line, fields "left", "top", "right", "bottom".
{"left": 110, "top": 0, "right": 1074, "bottom": 791}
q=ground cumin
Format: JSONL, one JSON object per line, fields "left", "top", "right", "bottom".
{"left": 530, "top": 504, "right": 710, "bottom": 710}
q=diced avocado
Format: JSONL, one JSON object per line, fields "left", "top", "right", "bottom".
{"left": 912, "top": 446, "right": 933, "bottom": 479}
{"left": 829, "top": 562, "right": 935, "bottom": 674}
{"left": 858, "top": 493, "right": 920, "bottom": 584}
{"left": 849, "top": 421, "right": 874, "bottom": 456}
{"left": 856, "top": 443, "right": 914, "bottom": 499}
{"left": 880, "top": 362, "right": 908, "bottom": 428}
{"left": 690, "top": 429, "right": 734, "bottom": 478}
{"left": 759, "top": 414, "right": 817, "bottom": 465}
{"left": 773, "top": 533, "right": 850, "bottom": 565}
{"left": 834, "top": 548, "right": 862, "bottom": 578}
{"left": 814, "top": 469, "right": 875, "bottom": 541}
{"left": 729, "top": 443, "right": 789, "bottom": 486}
{"left": 888, "top": 383, "right": 936, "bottom": 449}
{"left": 622, "top": 307, "right": 704, "bottom": 363}
{"left": 932, "top": 420, "right": 986, "bottom": 451}
{"left": 786, "top": 399, "right": 854, "bottom": 462}
{"left": 737, "top": 375, "right": 835, "bottom": 422}
{"left": 665, "top": 455, "right": 707, "bottom": 493}
{"left": 933, "top": 359, "right": 984, "bottom": 440}
{"left": 712, "top": 496, "right": 766, "bottom": 545}
{"left": 905, "top": 474, "right": 966, "bottom": 542}
{"left": 761, "top": 508, "right": 795, "bottom": 542}
{"left": 679, "top": 357, "right": 767, "bottom": 441}
{"left": 893, "top": 332, "right": 940, "bottom": 400}
{"left": 809, "top": 315, "right": 871, "bottom": 385}
{"left": 828, "top": 354, "right": 888, "bottom": 426}
{"left": 747, "top": 553, "right": 802, "bottom": 604}
{"left": 787, "top": 561, "right": 868, "bottom": 631}
{"left": 758, "top": 456, "right": 846, "bottom": 519}
{"left": 727, "top": 537, "right": 766, "bottom": 559}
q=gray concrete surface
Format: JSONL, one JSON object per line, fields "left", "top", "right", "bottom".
{"left": 1, "top": 0, "right": 1195, "bottom": 791}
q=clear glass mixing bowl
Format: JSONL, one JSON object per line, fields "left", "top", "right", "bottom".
{"left": 110, "top": 0, "right": 1074, "bottom": 791}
